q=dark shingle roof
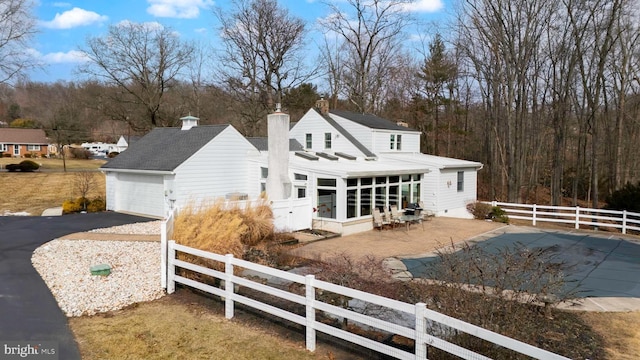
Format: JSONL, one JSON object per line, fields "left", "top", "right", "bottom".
{"left": 102, "top": 125, "right": 229, "bottom": 171}
{"left": 330, "top": 110, "right": 420, "bottom": 132}
{"left": 247, "top": 137, "right": 304, "bottom": 152}
{"left": 0, "top": 128, "right": 49, "bottom": 144}
{"left": 319, "top": 110, "right": 377, "bottom": 158}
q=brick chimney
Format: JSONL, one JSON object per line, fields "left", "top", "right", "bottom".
{"left": 315, "top": 98, "right": 329, "bottom": 115}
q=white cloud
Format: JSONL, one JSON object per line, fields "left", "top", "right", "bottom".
{"left": 403, "top": 0, "right": 444, "bottom": 13}
{"left": 147, "top": 0, "right": 214, "bottom": 19}
{"left": 41, "top": 50, "right": 89, "bottom": 64}
{"left": 194, "top": 27, "right": 207, "bottom": 34}
{"left": 41, "top": 7, "right": 108, "bottom": 29}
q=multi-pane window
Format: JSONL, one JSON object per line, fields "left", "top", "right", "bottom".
{"left": 0, "top": 144, "right": 7, "bottom": 152}
{"left": 27, "top": 145, "right": 40, "bottom": 151}
{"left": 457, "top": 171, "right": 464, "bottom": 192}
{"left": 390, "top": 134, "right": 402, "bottom": 150}
{"left": 317, "top": 178, "right": 337, "bottom": 219}
{"left": 305, "top": 133, "right": 312, "bottom": 148}
{"left": 347, "top": 174, "right": 421, "bottom": 218}
{"left": 324, "top": 132, "right": 331, "bottom": 149}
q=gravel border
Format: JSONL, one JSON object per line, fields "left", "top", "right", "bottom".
{"left": 31, "top": 222, "right": 165, "bottom": 317}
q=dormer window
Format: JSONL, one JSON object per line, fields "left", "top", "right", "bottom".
{"left": 324, "top": 132, "right": 332, "bottom": 149}
{"left": 305, "top": 133, "right": 312, "bottom": 148}
{"left": 390, "top": 134, "right": 402, "bottom": 150}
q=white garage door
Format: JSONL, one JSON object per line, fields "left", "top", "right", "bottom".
{"left": 116, "top": 173, "right": 165, "bottom": 218}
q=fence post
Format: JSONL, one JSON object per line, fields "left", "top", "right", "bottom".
{"left": 161, "top": 220, "right": 167, "bottom": 289}
{"left": 532, "top": 204, "right": 537, "bottom": 226}
{"left": 305, "top": 275, "right": 316, "bottom": 352}
{"left": 575, "top": 206, "right": 580, "bottom": 230}
{"left": 225, "top": 254, "right": 235, "bottom": 319}
{"left": 415, "top": 303, "right": 428, "bottom": 359}
{"left": 622, "top": 210, "right": 627, "bottom": 234}
{"left": 491, "top": 200, "right": 497, "bottom": 207}
{"left": 167, "top": 241, "right": 176, "bottom": 294}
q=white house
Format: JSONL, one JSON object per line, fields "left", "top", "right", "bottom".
{"left": 101, "top": 116, "right": 258, "bottom": 218}
{"left": 101, "top": 103, "right": 482, "bottom": 235}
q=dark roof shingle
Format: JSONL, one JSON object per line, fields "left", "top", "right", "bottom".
{"left": 102, "top": 125, "right": 229, "bottom": 171}
{"left": 330, "top": 110, "right": 420, "bottom": 132}
{"left": 247, "top": 137, "right": 304, "bottom": 152}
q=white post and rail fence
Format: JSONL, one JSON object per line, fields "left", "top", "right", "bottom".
{"left": 486, "top": 201, "right": 640, "bottom": 235}
{"left": 161, "top": 239, "right": 570, "bottom": 359}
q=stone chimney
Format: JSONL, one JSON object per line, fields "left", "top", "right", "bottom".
{"left": 180, "top": 115, "right": 199, "bottom": 130}
{"left": 315, "top": 98, "right": 329, "bottom": 115}
{"left": 266, "top": 104, "right": 292, "bottom": 200}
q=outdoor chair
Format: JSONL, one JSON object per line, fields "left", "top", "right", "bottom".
{"left": 372, "top": 208, "right": 390, "bottom": 230}
{"left": 382, "top": 207, "right": 397, "bottom": 228}
{"left": 390, "top": 205, "right": 406, "bottom": 229}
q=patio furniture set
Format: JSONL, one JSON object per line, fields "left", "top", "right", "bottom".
{"left": 372, "top": 202, "right": 433, "bottom": 231}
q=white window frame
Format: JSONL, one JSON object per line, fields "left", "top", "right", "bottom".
{"left": 457, "top": 171, "right": 464, "bottom": 192}
{"left": 13, "top": 144, "right": 19, "bottom": 156}
{"left": 0, "top": 144, "right": 7, "bottom": 152}
{"left": 305, "top": 133, "right": 312, "bottom": 148}
{"left": 324, "top": 132, "right": 331, "bottom": 149}
{"left": 27, "top": 145, "right": 40, "bottom": 151}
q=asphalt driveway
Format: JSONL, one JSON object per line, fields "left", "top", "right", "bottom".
{"left": 0, "top": 213, "right": 155, "bottom": 360}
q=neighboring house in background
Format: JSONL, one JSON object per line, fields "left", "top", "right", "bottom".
{"left": 102, "top": 103, "right": 482, "bottom": 235}
{"left": 115, "top": 135, "right": 142, "bottom": 152}
{"left": 0, "top": 128, "right": 49, "bottom": 157}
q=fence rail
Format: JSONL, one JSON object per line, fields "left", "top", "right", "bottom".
{"left": 166, "top": 241, "right": 569, "bottom": 360}
{"left": 486, "top": 201, "right": 640, "bottom": 234}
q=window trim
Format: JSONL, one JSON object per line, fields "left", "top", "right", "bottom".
{"left": 324, "top": 132, "right": 331, "bottom": 149}
{"left": 457, "top": 171, "right": 464, "bottom": 192}
{"left": 305, "top": 133, "right": 312, "bottom": 148}
{"left": 27, "top": 144, "right": 40, "bottom": 151}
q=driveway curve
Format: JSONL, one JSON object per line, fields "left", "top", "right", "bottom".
{"left": 0, "top": 212, "right": 155, "bottom": 360}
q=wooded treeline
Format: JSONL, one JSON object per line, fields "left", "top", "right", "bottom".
{"left": 0, "top": 0, "right": 638, "bottom": 206}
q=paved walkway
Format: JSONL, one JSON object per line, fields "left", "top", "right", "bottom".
{"left": 0, "top": 213, "right": 155, "bottom": 360}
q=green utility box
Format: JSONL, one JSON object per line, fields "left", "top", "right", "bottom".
{"left": 90, "top": 264, "right": 111, "bottom": 276}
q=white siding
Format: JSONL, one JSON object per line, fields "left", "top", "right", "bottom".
{"left": 105, "top": 172, "right": 117, "bottom": 212}
{"left": 435, "top": 168, "right": 476, "bottom": 218}
{"left": 372, "top": 130, "right": 421, "bottom": 153}
{"left": 421, "top": 171, "right": 440, "bottom": 213}
{"left": 330, "top": 114, "right": 374, "bottom": 152}
{"left": 174, "top": 126, "right": 254, "bottom": 209}
{"left": 291, "top": 110, "right": 366, "bottom": 156}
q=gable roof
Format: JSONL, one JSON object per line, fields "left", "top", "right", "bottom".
{"left": 318, "top": 110, "right": 377, "bottom": 158}
{"left": 330, "top": 110, "right": 420, "bottom": 132}
{"left": 247, "top": 137, "right": 304, "bottom": 152}
{"left": 0, "top": 128, "right": 49, "bottom": 144}
{"left": 102, "top": 125, "right": 229, "bottom": 172}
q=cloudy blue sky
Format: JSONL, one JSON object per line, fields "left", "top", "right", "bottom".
{"left": 30, "top": 0, "right": 450, "bottom": 83}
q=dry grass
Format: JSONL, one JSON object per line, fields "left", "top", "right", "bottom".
{"left": 581, "top": 311, "right": 640, "bottom": 359}
{"left": 0, "top": 172, "right": 105, "bottom": 215}
{"left": 69, "top": 295, "right": 326, "bottom": 360}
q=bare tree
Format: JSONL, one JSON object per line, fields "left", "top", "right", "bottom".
{"left": 320, "top": 0, "right": 413, "bottom": 113}
{"left": 78, "top": 22, "right": 195, "bottom": 130}
{"left": 0, "top": 0, "right": 38, "bottom": 84}
{"left": 215, "top": 0, "right": 313, "bottom": 135}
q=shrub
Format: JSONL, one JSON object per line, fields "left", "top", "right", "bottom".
{"left": 605, "top": 181, "right": 640, "bottom": 212}
{"left": 87, "top": 197, "right": 106, "bottom": 212}
{"left": 4, "top": 160, "right": 40, "bottom": 172}
{"left": 467, "top": 201, "right": 492, "bottom": 219}
{"left": 68, "top": 147, "right": 91, "bottom": 159}
{"left": 107, "top": 152, "right": 119, "bottom": 158}
{"left": 5, "top": 163, "right": 20, "bottom": 172}
{"left": 18, "top": 160, "right": 40, "bottom": 172}
{"left": 62, "top": 197, "right": 90, "bottom": 214}
{"left": 491, "top": 206, "right": 509, "bottom": 223}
